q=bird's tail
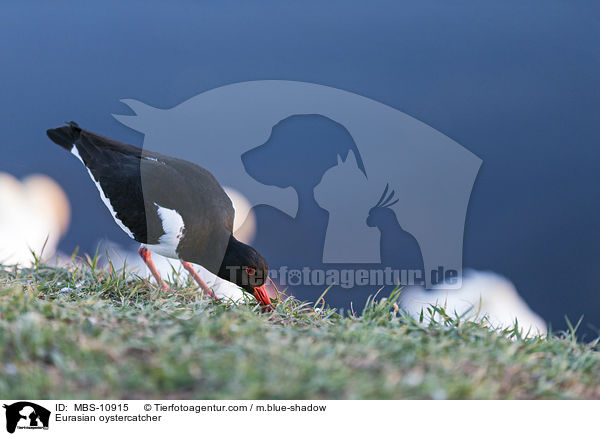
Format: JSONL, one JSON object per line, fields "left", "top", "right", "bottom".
{"left": 46, "top": 121, "right": 81, "bottom": 151}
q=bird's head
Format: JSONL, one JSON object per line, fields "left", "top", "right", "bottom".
{"left": 218, "top": 236, "right": 272, "bottom": 309}
{"left": 366, "top": 183, "right": 399, "bottom": 228}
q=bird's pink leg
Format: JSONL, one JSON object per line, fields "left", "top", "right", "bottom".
{"left": 138, "top": 246, "right": 170, "bottom": 292}
{"left": 180, "top": 261, "right": 217, "bottom": 300}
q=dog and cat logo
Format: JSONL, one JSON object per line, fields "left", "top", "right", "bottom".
{"left": 116, "top": 80, "right": 481, "bottom": 290}
{"left": 2, "top": 403, "right": 50, "bottom": 433}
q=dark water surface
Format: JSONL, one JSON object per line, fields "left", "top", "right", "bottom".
{"left": 1, "top": 1, "right": 599, "bottom": 335}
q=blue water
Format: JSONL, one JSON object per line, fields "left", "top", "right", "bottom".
{"left": 1, "top": 1, "right": 599, "bottom": 335}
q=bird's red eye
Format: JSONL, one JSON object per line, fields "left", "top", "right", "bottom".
{"left": 246, "top": 267, "right": 256, "bottom": 276}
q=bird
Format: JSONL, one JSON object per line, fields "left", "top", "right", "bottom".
{"left": 366, "top": 183, "right": 424, "bottom": 273}
{"left": 46, "top": 121, "right": 272, "bottom": 308}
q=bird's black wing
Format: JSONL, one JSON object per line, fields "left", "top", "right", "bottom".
{"left": 47, "top": 122, "right": 234, "bottom": 269}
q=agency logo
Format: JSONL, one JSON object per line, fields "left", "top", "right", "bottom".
{"left": 114, "top": 80, "right": 481, "bottom": 291}
{"left": 2, "top": 402, "right": 50, "bottom": 433}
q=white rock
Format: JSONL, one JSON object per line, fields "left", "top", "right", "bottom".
{"left": 0, "top": 173, "right": 70, "bottom": 266}
{"left": 399, "top": 270, "right": 547, "bottom": 337}
{"left": 101, "top": 241, "right": 247, "bottom": 303}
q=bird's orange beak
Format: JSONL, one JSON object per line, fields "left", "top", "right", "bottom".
{"left": 253, "top": 285, "right": 273, "bottom": 310}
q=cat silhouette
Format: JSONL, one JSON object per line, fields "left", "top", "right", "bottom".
{"left": 314, "top": 150, "right": 380, "bottom": 263}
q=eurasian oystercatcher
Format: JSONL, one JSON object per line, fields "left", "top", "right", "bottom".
{"left": 46, "top": 122, "right": 272, "bottom": 308}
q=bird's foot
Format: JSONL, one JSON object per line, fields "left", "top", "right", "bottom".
{"left": 138, "top": 245, "right": 171, "bottom": 294}
{"left": 180, "top": 261, "right": 217, "bottom": 300}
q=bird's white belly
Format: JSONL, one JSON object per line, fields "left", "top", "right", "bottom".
{"left": 143, "top": 243, "right": 178, "bottom": 259}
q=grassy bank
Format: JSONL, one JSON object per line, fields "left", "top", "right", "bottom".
{"left": 1, "top": 261, "right": 599, "bottom": 399}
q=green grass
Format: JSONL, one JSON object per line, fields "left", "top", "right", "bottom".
{"left": 1, "top": 259, "right": 599, "bottom": 399}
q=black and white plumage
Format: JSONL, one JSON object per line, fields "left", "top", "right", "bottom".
{"left": 47, "top": 122, "right": 272, "bottom": 307}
